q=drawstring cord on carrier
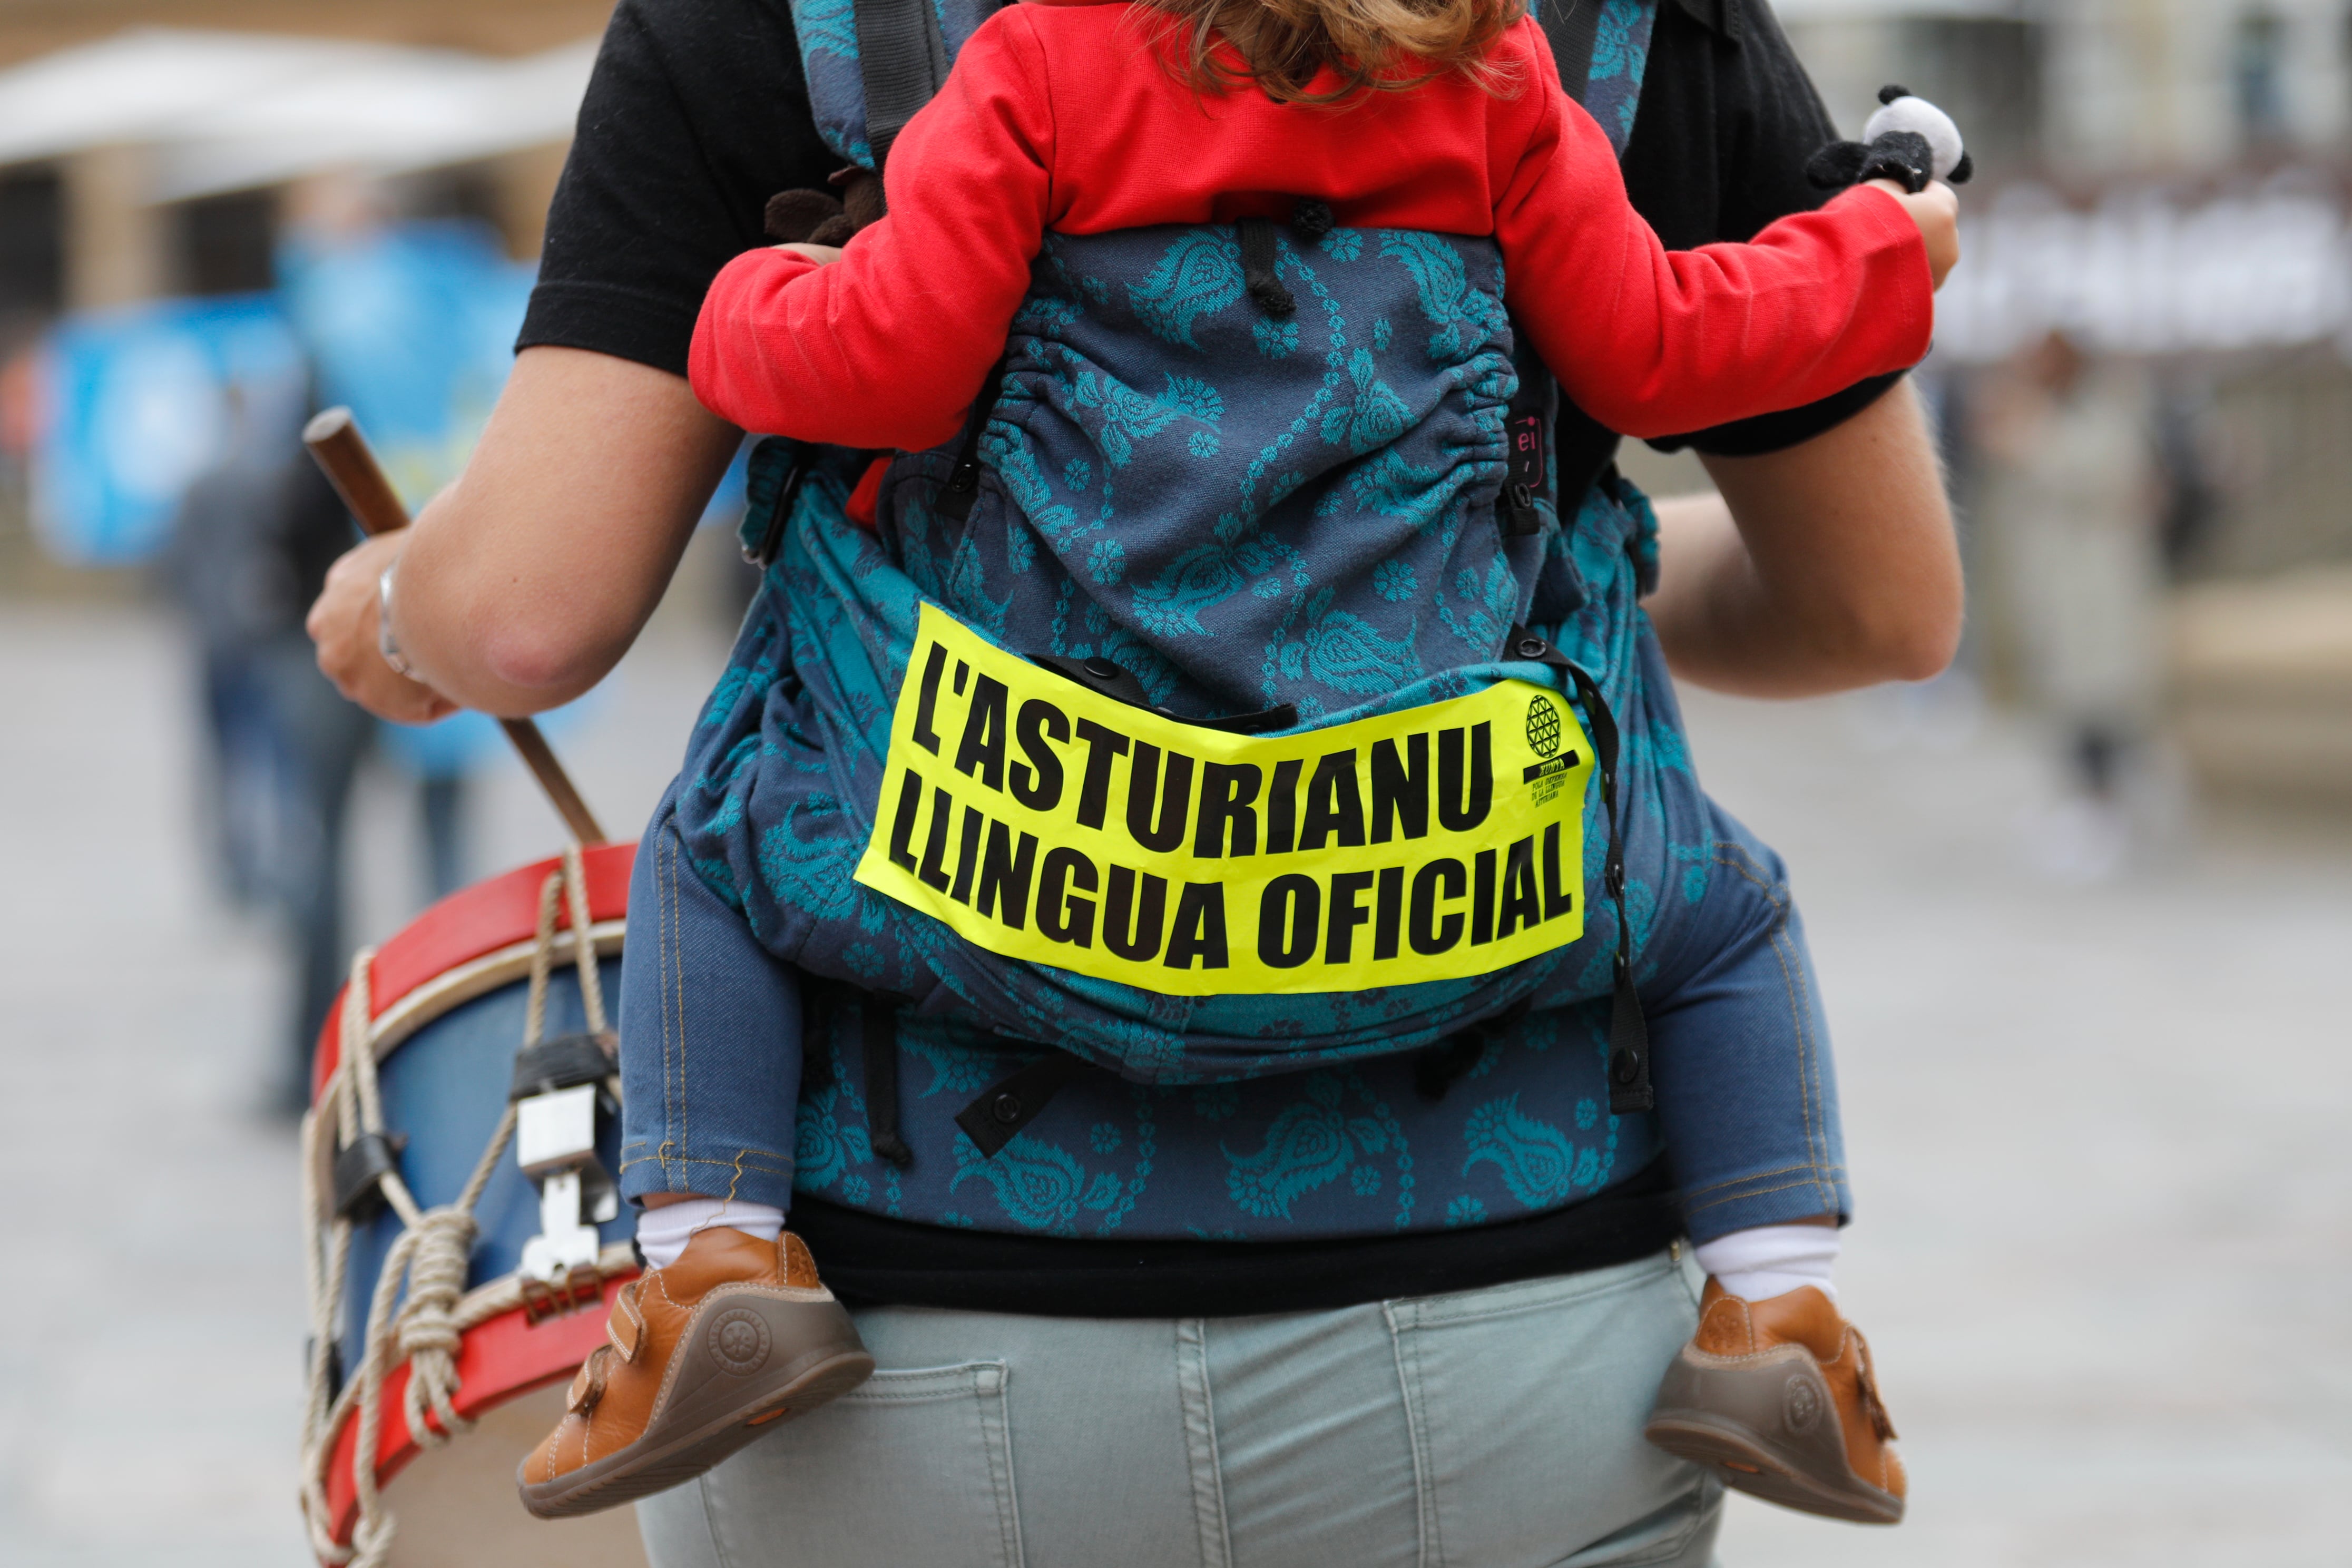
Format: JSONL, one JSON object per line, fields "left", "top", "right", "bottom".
{"left": 297, "top": 845, "right": 620, "bottom": 1566}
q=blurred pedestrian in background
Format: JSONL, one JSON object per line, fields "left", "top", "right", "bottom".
{"left": 162, "top": 381, "right": 371, "bottom": 1112}
{"left": 1975, "top": 329, "right": 2170, "bottom": 879}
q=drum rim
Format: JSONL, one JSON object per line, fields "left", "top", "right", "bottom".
{"left": 306, "top": 841, "right": 639, "bottom": 1552}
{"left": 300, "top": 922, "right": 626, "bottom": 1261}
{"left": 309, "top": 840, "right": 635, "bottom": 1102}
{"left": 317, "top": 1243, "right": 640, "bottom": 1544}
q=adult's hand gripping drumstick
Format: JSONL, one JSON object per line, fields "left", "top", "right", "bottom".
{"left": 303, "top": 407, "right": 609, "bottom": 846}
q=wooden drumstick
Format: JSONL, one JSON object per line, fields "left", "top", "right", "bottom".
{"left": 303, "top": 407, "right": 609, "bottom": 847}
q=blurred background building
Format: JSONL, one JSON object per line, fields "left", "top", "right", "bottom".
{"left": 4, "top": 4, "right": 2351, "bottom": 1565}
{"left": 1765, "top": 0, "right": 2352, "bottom": 836}
{"left": 9, "top": 0, "right": 2352, "bottom": 832}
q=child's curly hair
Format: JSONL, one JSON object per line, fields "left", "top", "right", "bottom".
{"left": 1142, "top": 0, "right": 1527, "bottom": 105}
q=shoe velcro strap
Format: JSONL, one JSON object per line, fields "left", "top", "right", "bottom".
{"left": 608, "top": 1282, "right": 646, "bottom": 1363}
{"left": 567, "top": 1346, "right": 612, "bottom": 1415}
{"left": 1849, "top": 1329, "right": 1897, "bottom": 1441}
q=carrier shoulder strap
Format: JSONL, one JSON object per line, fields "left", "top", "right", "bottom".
{"left": 1504, "top": 625, "right": 1654, "bottom": 1114}
{"left": 1541, "top": 0, "right": 1608, "bottom": 105}
{"left": 854, "top": 0, "right": 952, "bottom": 170}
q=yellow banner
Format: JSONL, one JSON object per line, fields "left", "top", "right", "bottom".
{"left": 854, "top": 604, "right": 1593, "bottom": 996}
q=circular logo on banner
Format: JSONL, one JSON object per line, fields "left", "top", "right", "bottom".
{"left": 708, "top": 1307, "right": 772, "bottom": 1376}
{"left": 1526, "top": 695, "right": 1562, "bottom": 759}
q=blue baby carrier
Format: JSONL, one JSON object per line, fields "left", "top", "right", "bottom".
{"left": 675, "top": 0, "right": 1677, "bottom": 1162}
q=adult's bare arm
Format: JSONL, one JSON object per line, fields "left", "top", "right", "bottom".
{"left": 1642, "top": 379, "right": 1962, "bottom": 699}
{"left": 308, "top": 346, "right": 743, "bottom": 720}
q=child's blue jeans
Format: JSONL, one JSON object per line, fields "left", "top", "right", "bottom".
{"left": 615, "top": 791, "right": 1846, "bottom": 1246}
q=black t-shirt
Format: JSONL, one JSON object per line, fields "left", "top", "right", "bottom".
{"left": 518, "top": 0, "right": 1885, "bottom": 1313}
{"left": 521, "top": 0, "right": 1899, "bottom": 484}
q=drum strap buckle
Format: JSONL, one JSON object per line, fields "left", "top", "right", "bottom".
{"left": 512, "top": 855, "right": 623, "bottom": 1292}
{"left": 515, "top": 1041, "right": 621, "bottom": 1288}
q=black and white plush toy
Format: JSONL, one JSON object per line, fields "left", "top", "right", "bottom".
{"left": 1807, "top": 85, "right": 1974, "bottom": 194}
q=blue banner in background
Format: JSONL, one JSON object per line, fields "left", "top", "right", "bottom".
{"left": 272, "top": 221, "right": 541, "bottom": 775}
{"left": 32, "top": 296, "right": 306, "bottom": 565}
{"left": 31, "top": 215, "right": 751, "bottom": 770}
{"left": 33, "top": 216, "right": 749, "bottom": 568}
{"left": 277, "top": 219, "right": 533, "bottom": 512}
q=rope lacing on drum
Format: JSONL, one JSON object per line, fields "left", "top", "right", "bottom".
{"left": 296, "top": 844, "right": 612, "bottom": 1567}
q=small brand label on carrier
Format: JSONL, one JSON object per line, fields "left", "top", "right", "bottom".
{"left": 853, "top": 604, "right": 1592, "bottom": 995}
{"left": 1507, "top": 411, "right": 1545, "bottom": 491}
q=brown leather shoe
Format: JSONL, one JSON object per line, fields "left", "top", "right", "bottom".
{"left": 517, "top": 1228, "right": 874, "bottom": 1519}
{"left": 1643, "top": 1279, "right": 1905, "bottom": 1525}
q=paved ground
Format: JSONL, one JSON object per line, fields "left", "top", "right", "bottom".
{"left": 4, "top": 577, "right": 2348, "bottom": 1565}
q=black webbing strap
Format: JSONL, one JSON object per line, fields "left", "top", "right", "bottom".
{"left": 852, "top": 0, "right": 949, "bottom": 172}
{"left": 1236, "top": 215, "right": 1296, "bottom": 317}
{"left": 744, "top": 440, "right": 818, "bottom": 568}
{"left": 954, "top": 1052, "right": 1094, "bottom": 1158}
{"left": 862, "top": 994, "right": 914, "bottom": 1167}
{"left": 509, "top": 1031, "right": 616, "bottom": 1100}
{"left": 1539, "top": 0, "right": 1606, "bottom": 103}
{"left": 1498, "top": 375, "right": 1549, "bottom": 537}
{"left": 332, "top": 1131, "right": 408, "bottom": 1220}
{"left": 935, "top": 354, "right": 1009, "bottom": 524}
{"left": 1415, "top": 996, "right": 1531, "bottom": 1102}
{"left": 1505, "top": 625, "right": 1654, "bottom": 1113}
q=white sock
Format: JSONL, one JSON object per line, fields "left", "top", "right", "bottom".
{"left": 1692, "top": 1223, "right": 1840, "bottom": 1304}
{"left": 634, "top": 1198, "right": 786, "bottom": 1270}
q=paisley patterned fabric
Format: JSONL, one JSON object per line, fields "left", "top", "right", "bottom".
{"left": 788, "top": 0, "right": 998, "bottom": 169}
{"left": 1582, "top": 0, "right": 1661, "bottom": 152}
{"left": 651, "top": 0, "right": 1723, "bottom": 1239}
{"left": 654, "top": 449, "right": 1719, "bottom": 1239}
{"left": 672, "top": 225, "right": 1706, "bottom": 1086}
{"left": 892, "top": 224, "right": 1541, "bottom": 721}
{"left": 780, "top": 984, "right": 1658, "bottom": 1239}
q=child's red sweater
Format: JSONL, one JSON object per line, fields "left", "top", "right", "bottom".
{"left": 690, "top": 0, "right": 1932, "bottom": 449}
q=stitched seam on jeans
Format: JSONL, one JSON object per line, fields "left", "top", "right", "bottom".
{"left": 1383, "top": 1302, "right": 1438, "bottom": 1568}
{"left": 1712, "top": 845, "right": 1835, "bottom": 1218}
{"left": 1772, "top": 911, "right": 1835, "bottom": 1217}
{"left": 671, "top": 828, "right": 693, "bottom": 1184}
{"left": 1678, "top": 1160, "right": 1848, "bottom": 1198}
{"left": 617, "top": 1152, "right": 794, "bottom": 1177}
{"left": 1684, "top": 1173, "right": 1846, "bottom": 1214}
{"left": 721, "top": 1148, "right": 748, "bottom": 1205}
{"left": 691, "top": 1473, "right": 733, "bottom": 1568}
{"left": 655, "top": 826, "right": 681, "bottom": 1183}
{"left": 838, "top": 1362, "right": 1010, "bottom": 1404}
{"left": 1174, "top": 1319, "right": 1232, "bottom": 1568}
{"left": 976, "top": 1366, "right": 1025, "bottom": 1568}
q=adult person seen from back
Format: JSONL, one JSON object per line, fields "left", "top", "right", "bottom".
{"left": 308, "top": 0, "right": 1962, "bottom": 1560}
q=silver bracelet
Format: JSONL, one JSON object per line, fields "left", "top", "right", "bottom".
{"left": 377, "top": 561, "right": 418, "bottom": 680}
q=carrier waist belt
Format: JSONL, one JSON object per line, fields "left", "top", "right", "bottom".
{"left": 856, "top": 604, "right": 1594, "bottom": 995}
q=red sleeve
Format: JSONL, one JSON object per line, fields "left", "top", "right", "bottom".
{"left": 688, "top": 8, "right": 1056, "bottom": 448}
{"left": 1491, "top": 20, "right": 1932, "bottom": 440}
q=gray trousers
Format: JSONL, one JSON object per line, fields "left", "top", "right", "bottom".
{"left": 639, "top": 1249, "right": 1721, "bottom": 1568}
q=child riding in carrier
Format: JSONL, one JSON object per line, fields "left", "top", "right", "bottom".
{"left": 521, "top": 0, "right": 1955, "bottom": 1531}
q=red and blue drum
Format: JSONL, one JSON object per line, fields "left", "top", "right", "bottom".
{"left": 301, "top": 842, "right": 648, "bottom": 1566}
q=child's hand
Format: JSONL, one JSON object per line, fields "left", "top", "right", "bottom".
{"left": 1868, "top": 178, "right": 1959, "bottom": 291}
{"left": 775, "top": 242, "right": 845, "bottom": 266}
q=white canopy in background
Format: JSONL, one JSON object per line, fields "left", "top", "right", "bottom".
{"left": 0, "top": 28, "right": 595, "bottom": 200}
